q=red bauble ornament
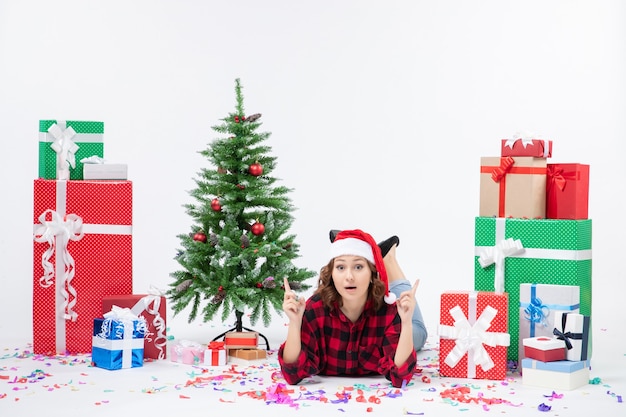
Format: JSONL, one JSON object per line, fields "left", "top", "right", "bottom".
{"left": 193, "top": 232, "right": 207, "bottom": 243}
{"left": 256, "top": 283, "right": 262, "bottom": 288}
{"left": 234, "top": 116, "right": 240, "bottom": 123}
{"left": 248, "top": 162, "right": 263, "bottom": 177}
{"left": 211, "top": 198, "right": 222, "bottom": 211}
{"left": 251, "top": 221, "right": 265, "bottom": 236}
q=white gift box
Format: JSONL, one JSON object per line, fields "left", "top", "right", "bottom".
{"left": 84, "top": 163, "right": 128, "bottom": 180}
{"left": 203, "top": 346, "right": 227, "bottom": 366}
{"left": 522, "top": 358, "right": 590, "bottom": 390}
{"left": 519, "top": 283, "right": 580, "bottom": 361}
{"left": 553, "top": 311, "right": 591, "bottom": 361}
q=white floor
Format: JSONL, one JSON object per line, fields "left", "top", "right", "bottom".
{"left": 1, "top": 317, "right": 624, "bottom": 417}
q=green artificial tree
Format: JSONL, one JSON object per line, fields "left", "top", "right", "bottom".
{"left": 168, "top": 79, "right": 315, "bottom": 347}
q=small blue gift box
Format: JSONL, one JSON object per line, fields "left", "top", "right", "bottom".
{"left": 92, "top": 312, "right": 146, "bottom": 370}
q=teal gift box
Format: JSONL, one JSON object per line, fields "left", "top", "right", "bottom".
{"left": 92, "top": 316, "right": 145, "bottom": 370}
{"left": 38, "top": 120, "right": 104, "bottom": 180}
{"left": 474, "top": 217, "right": 592, "bottom": 361}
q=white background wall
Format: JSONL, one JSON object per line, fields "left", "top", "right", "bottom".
{"left": 1, "top": 1, "right": 624, "bottom": 344}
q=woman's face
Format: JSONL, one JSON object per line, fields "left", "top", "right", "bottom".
{"left": 331, "top": 255, "right": 372, "bottom": 305}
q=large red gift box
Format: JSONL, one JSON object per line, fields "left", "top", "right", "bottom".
{"left": 439, "top": 291, "right": 510, "bottom": 380}
{"left": 33, "top": 179, "right": 133, "bottom": 354}
{"left": 102, "top": 293, "right": 167, "bottom": 359}
{"left": 546, "top": 163, "right": 590, "bottom": 219}
{"left": 479, "top": 156, "right": 547, "bottom": 219}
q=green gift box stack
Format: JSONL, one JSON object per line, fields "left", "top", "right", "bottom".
{"left": 38, "top": 120, "right": 104, "bottom": 180}
{"left": 474, "top": 217, "right": 592, "bottom": 361}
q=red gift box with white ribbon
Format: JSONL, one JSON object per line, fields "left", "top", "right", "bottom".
{"left": 439, "top": 290, "right": 510, "bottom": 380}
{"left": 32, "top": 179, "right": 133, "bottom": 354}
{"left": 500, "top": 137, "right": 552, "bottom": 158}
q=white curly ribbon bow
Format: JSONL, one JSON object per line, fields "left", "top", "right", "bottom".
{"left": 439, "top": 298, "right": 510, "bottom": 378}
{"left": 130, "top": 286, "right": 168, "bottom": 359}
{"left": 48, "top": 121, "right": 79, "bottom": 180}
{"left": 33, "top": 208, "right": 84, "bottom": 321}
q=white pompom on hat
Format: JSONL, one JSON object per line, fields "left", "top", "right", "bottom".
{"left": 329, "top": 229, "right": 396, "bottom": 304}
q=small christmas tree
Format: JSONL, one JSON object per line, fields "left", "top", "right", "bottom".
{"left": 168, "top": 79, "right": 315, "bottom": 341}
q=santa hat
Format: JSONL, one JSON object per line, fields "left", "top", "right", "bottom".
{"left": 329, "top": 229, "right": 396, "bottom": 304}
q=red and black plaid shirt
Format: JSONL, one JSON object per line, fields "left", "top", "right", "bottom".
{"left": 278, "top": 294, "right": 417, "bottom": 388}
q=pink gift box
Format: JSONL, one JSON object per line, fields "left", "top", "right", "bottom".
{"left": 523, "top": 336, "right": 566, "bottom": 362}
{"left": 439, "top": 291, "right": 510, "bottom": 380}
{"left": 170, "top": 340, "right": 205, "bottom": 365}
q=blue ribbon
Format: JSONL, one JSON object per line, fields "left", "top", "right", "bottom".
{"left": 520, "top": 284, "right": 580, "bottom": 337}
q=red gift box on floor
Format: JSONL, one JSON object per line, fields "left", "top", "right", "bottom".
{"left": 546, "top": 163, "right": 590, "bottom": 219}
{"left": 33, "top": 179, "right": 133, "bottom": 354}
{"left": 523, "top": 336, "right": 566, "bottom": 362}
{"left": 102, "top": 292, "right": 167, "bottom": 359}
{"left": 224, "top": 331, "right": 258, "bottom": 349}
{"left": 501, "top": 138, "right": 552, "bottom": 158}
{"left": 439, "top": 291, "right": 510, "bottom": 380}
{"left": 479, "top": 156, "right": 547, "bottom": 219}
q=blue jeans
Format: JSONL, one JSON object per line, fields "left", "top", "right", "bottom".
{"left": 389, "top": 279, "right": 428, "bottom": 351}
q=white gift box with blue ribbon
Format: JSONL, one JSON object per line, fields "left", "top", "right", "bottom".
{"left": 518, "top": 283, "right": 579, "bottom": 361}
{"left": 92, "top": 306, "right": 146, "bottom": 370}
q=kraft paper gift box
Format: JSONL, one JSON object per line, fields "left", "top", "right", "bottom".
{"left": 229, "top": 349, "right": 267, "bottom": 360}
{"left": 83, "top": 163, "right": 128, "bottom": 180}
{"left": 170, "top": 340, "right": 205, "bottom": 365}
{"left": 553, "top": 312, "right": 590, "bottom": 361}
{"left": 500, "top": 137, "right": 552, "bottom": 158}
{"left": 522, "top": 337, "right": 566, "bottom": 362}
{"left": 102, "top": 293, "right": 167, "bottom": 359}
{"left": 479, "top": 156, "right": 547, "bottom": 219}
{"left": 204, "top": 341, "right": 227, "bottom": 366}
{"left": 38, "top": 120, "right": 104, "bottom": 180}
{"left": 32, "top": 179, "right": 133, "bottom": 354}
{"left": 546, "top": 163, "right": 590, "bottom": 220}
{"left": 438, "top": 291, "right": 510, "bottom": 380}
{"left": 474, "top": 216, "right": 592, "bottom": 361}
{"left": 518, "top": 283, "right": 579, "bottom": 361}
{"left": 224, "top": 331, "right": 258, "bottom": 349}
{"left": 92, "top": 307, "right": 146, "bottom": 370}
{"left": 522, "top": 358, "right": 590, "bottom": 391}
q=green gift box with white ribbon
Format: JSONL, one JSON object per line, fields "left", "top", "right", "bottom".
{"left": 38, "top": 120, "right": 104, "bottom": 180}
{"left": 473, "top": 216, "right": 592, "bottom": 361}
